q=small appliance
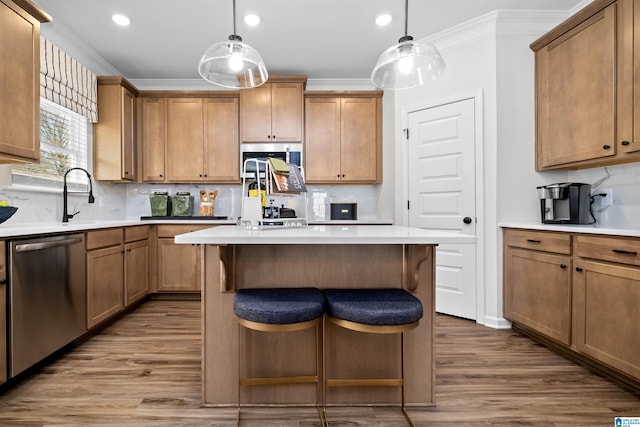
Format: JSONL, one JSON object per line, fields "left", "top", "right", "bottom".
{"left": 537, "top": 182, "right": 591, "bottom": 224}
{"left": 330, "top": 202, "right": 358, "bottom": 220}
{"left": 241, "top": 143, "right": 302, "bottom": 179}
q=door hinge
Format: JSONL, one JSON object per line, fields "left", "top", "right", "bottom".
{"left": 407, "top": 200, "right": 410, "bottom": 210}
{"left": 403, "top": 128, "right": 409, "bottom": 140}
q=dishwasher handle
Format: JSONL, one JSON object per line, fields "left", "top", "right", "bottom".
{"left": 14, "top": 237, "right": 84, "bottom": 253}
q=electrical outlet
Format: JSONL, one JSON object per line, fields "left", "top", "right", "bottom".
{"left": 600, "top": 188, "right": 613, "bottom": 206}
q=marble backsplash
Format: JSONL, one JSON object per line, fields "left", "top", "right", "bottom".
{"left": 569, "top": 162, "right": 640, "bottom": 228}
{"left": 0, "top": 180, "right": 380, "bottom": 225}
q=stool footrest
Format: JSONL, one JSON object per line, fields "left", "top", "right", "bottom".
{"left": 240, "top": 375, "right": 318, "bottom": 387}
{"left": 326, "top": 378, "right": 403, "bottom": 387}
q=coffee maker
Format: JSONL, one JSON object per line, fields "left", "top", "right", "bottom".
{"left": 537, "top": 182, "right": 592, "bottom": 224}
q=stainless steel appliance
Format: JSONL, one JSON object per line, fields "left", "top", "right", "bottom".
{"left": 537, "top": 182, "right": 591, "bottom": 224}
{"left": 241, "top": 143, "right": 302, "bottom": 179}
{"left": 8, "top": 234, "right": 86, "bottom": 377}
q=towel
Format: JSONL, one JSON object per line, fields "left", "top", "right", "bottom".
{"left": 268, "top": 157, "right": 289, "bottom": 176}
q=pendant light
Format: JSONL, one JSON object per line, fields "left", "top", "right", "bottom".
{"left": 198, "top": 0, "right": 268, "bottom": 89}
{"left": 371, "top": 0, "right": 445, "bottom": 90}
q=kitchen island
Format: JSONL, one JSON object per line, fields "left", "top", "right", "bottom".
{"left": 175, "top": 225, "right": 475, "bottom": 407}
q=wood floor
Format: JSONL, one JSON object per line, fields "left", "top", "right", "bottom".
{"left": 0, "top": 300, "right": 638, "bottom": 426}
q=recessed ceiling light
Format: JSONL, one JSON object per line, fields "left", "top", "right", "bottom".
{"left": 112, "top": 14, "right": 131, "bottom": 26}
{"left": 244, "top": 13, "right": 261, "bottom": 26}
{"left": 375, "top": 13, "right": 392, "bottom": 26}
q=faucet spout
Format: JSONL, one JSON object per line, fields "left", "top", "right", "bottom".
{"left": 62, "top": 167, "right": 95, "bottom": 223}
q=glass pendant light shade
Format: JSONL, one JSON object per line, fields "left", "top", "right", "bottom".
{"left": 371, "top": 0, "right": 446, "bottom": 90}
{"left": 198, "top": 35, "right": 268, "bottom": 89}
{"left": 371, "top": 36, "right": 445, "bottom": 90}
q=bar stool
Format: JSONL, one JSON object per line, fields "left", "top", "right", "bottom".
{"left": 322, "top": 288, "right": 423, "bottom": 427}
{"left": 233, "top": 287, "right": 326, "bottom": 426}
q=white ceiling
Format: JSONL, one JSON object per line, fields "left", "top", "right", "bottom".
{"left": 34, "top": 0, "right": 585, "bottom": 82}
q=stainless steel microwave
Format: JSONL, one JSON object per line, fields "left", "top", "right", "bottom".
{"left": 240, "top": 143, "right": 302, "bottom": 179}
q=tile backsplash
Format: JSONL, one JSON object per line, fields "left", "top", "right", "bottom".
{"left": 569, "top": 163, "right": 640, "bottom": 227}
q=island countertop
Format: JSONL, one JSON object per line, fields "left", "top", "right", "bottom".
{"left": 174, "top": 224, "right": 476, "bottom": 245}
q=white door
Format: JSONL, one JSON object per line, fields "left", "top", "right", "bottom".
{"left": 407, "top": 98, "right": 477, "bottom": 320}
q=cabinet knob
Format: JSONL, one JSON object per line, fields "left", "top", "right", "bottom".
{"left": 273, "top": 135, "right": 276, "bottom": 139}
{"left": 560, "top": 264, "right": 567, "bottom": 269}
{"left": 267, "top": 135, "right": 271, "bottom": 139}
{"left": 603, "top": 144, "right": 611, "bottom": 150}
{"left": 199, "top": 174, "right": 203, "bottom": 177}
{"left": 204, "top": 174, "right": 208, "bottom": 178}
{"left": 621, "top": 140, "right": 630, "bottom": 146}
{"left": 124, "top": 171, "right": 129, "bottom": 175}
{"left": 337, "top": 174, "right": 340, "bottom": 178}
{"left": 159, "top": 174, "right": 163, "bottom": 178}
{"left": 342, "top": 174, "right": 345, "bottom": 178}
{"left": 576, "top": 267, "right": 583, "bottom": 272}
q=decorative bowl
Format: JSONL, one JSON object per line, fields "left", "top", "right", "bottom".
{"left": 0, "top": 206, "right": 18, "bottom": 224}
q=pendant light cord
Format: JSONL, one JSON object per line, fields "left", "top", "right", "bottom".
{"left": 404, "top": 0, "right": 408, "bottom": 37}
{"left": 232, "top": 0, "right": 237, "bottom": 35}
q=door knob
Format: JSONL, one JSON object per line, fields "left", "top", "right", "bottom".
{"left": 463, "top": 216, "right": 473, "bottom": 224}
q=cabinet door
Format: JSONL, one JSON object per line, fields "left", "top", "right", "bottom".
{"left": 0, "top": 0, "right": 40, "bottom": 163}
{"left": 573, "top": 260, "right": 640, "bottom": 379}
{"left": 0, "top": 240, "right": 6, "bottom": 384}
{"left": 87, "top": 245, "right": 124, "bottom": 329}
{"left": 167, "top": 98, "right": 205, "bottom": 181}
{"left": 504, "top": 247, "right": 572, "bottom": 345}
{"left": 204, "top": 97, "right": 240, "bottom": 182}
{"left": 340, "top": 97, "right": 379, "bottom": 183}
{"left": 240, "top": 84, "right": 272, "bottom": 142}
{"left": 272, "top": 82, "right": 303, "bottom": 142}
{"left": 124, "top": 239, "right": 149, "bottom": 307}
{"left": 122, "top": 87, "right": 137, "bottom": 180}
{"left": 630, "top": 0, "right": 640, "bottom": 155}
{"left": 304, "top": 97, "right": 341, "bottom": 182}
{"left": 157, "top": 240, "right": 201, "bottom": 292}
{"left": 535, "top": 4, "right": 617, "bottom": 169}
{"left": 141, "top": 98, "right": 166, "bottom": 181}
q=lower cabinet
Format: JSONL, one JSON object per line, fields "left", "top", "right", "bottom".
{"left": 124, "top": 226, "right": 150, "bottom": 307}
{"left": 503, "top": 228, "right": 640, "bottom": 385}
{"left": 156, "top": 225, "right": 210, "bottom": 292}
{"left": 86, "top": 229, "right": 124, "bottom": 329}
{"left": 1, "top": 241, "right": 6, "bottom": 385}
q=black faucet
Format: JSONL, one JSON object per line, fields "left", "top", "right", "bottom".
{"left": 62, "top": 167, "right": 95, "bottom": 222}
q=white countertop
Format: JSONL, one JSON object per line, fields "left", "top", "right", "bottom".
{"left": 500, "top": 222, "right": 640, "bottom": 238}
{"left": 174, "top": 225, "right": 477, "bottom": 245}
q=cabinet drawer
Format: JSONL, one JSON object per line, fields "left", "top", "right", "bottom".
{"left": 125, "top": 225, "right": 150, "bottom": 243}
{"left": 156, "top": 224, "right": 210, "bottom": 238}
{"left": 576, "top": 235, "right": 640, "bottom": 266}
{"left": 86, "top": 228, "right": 123, "bottom": 250}
{"left": 504, "top": 229, "right": 571, "bottom": 255}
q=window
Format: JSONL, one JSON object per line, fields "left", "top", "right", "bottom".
{"left": 12, "top": 98, "right": 89, "bottom": 191}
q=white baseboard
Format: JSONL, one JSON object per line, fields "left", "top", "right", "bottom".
{"left": 481, "top": 316, "right": 512, "bottom": 329}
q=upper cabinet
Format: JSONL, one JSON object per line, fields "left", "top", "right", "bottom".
{"left": 0, "top": 0, "right": 49, "bottom": 163}
{"left": 94, "top": 76, "right": 139, "bottom": 181}
{"left": 305, "top": 92, "right": 382, "bottom": 184}
{"left": 240, "top": 76, "right": 306, "bottom": 143}
{"left": 165, "top": 95, "right": 240, "bottom": 183}
{"left": 140, "top": 97, "right": 166, "bottom": 181}
{"left": 531, "top": 0, "right": 640, "bottom": 170}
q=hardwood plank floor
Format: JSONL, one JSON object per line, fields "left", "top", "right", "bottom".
{"left": 0, "top": 300, "right": 638, "bottom": 426}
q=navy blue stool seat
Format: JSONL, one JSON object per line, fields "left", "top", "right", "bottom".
{"left": 233, "top": 287, "right": 326, "bottom": 426}
{"left": 322, "top": 288, "right": 423, "bottom": 427}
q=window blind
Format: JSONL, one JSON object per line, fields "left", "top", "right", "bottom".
{"left": 40, "top": 37, "right": 98, "bottom": 123}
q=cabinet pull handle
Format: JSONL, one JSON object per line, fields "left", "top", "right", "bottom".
{"left": 621, "top": 140, "right": 630, "bottom": 146}
{"left": 560, "top": 264, "right": 567, "bottom": 269}
{"left": 576, "top": 267, "right": 583, "bottom": 272}
{"left": 526, "top": 239, "right": 541, "bottom": 243}
{"left": 612, "top": 249, "right": 638, "bottom": 256}
{"left": 603, "top": 144, "right": 611, "bottom": 150}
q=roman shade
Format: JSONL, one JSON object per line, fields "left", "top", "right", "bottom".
{"left": 40, "top": 37, "right": 98, "bottom": 123}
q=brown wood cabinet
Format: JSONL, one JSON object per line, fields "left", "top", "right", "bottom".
{"left": 531, "top": 0, "right": 640, "bottom": 170}
{"left": 0, "top": 240, "right": 6, "bottom": 385}
{"left": 124, "top": 226, "right": 149, "bottom": 307}
{"left": 140, "top": 97, "right": 166, "bottom": 181}
{"left": 503, "top": 227, "right": 640, "bottom": 386}
{"left": 94, "top": 76, "right": 139, "bottom": 181}
{"left": 155, "top": 225, "right": 210, "bottom": 292}
{"left": 503, "top": 229, "right": 572, "bottom": 345}
{"left": 86, "top": 229, "right": 124, "bottom": 329}
{"left": 305, "top": 92, "right": 382, "bottom": 184}
{"left": 0, "top": 0, "right": 49, "bottom": 163}
{"left": 165, "top": 96, "right": 239, "bottom": 182}
{"left": 573, "top": 235, "right": 640, "bottom": 379}
{"left": 240, "top": 76, "right": 306, "bottom": 143}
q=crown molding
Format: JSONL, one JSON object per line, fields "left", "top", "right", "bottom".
{"left": 129, "top": 78, "right": 376, "bottom": 91}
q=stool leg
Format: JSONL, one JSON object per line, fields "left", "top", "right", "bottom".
{"left": 316, "top": 320, "right": 326, "bottom": 426}
{"left": 237, "top": 324, "right": 242, "bottom": 426}
{"left": 400, "top": 331, "right": 415, "bottom": 427}
{"left": 322, "top": 315, "right": 328, "bottom": 425}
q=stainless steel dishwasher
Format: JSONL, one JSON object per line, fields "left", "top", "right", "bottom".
{"left": 8, "top": 234, "right": 86, "bottom": 377}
